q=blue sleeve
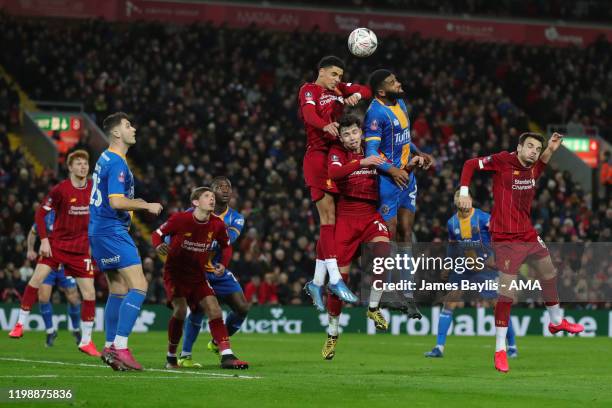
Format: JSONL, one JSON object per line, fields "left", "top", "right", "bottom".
{"left": 364, "top": 108, "right": 391, "bottom": 172}
{"left": 228, "top": 213, "right": 245, "bottom": 244}
{"left": 446, "top": 218, "right": 459, "bottom": 258}
{"left": 107, "top": 160, "right": 128, "bottom": 197}
{"left": 477, "top": 210, "right": 494, "bottom": 258}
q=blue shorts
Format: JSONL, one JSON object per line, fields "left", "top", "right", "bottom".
{"left": 89, "top": 232, "right": 141, "bottom": 272}
{"left": 378, "top": 173, "right": 417, "bottom": 221}
{"left": 206, "top": 270, "right": 243, "bottom": 297}
{"left": 42, "top": 268, "right": 77, "bottom": 289}
{"left": 449, "top": 269, "right": 498, "bottom": 299}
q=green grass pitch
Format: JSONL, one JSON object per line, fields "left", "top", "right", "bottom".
{"left": 0, "top": 331, "right": 610, "bottom": 407}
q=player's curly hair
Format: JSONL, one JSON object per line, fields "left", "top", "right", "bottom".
{"left": 211, "top": 176, "right": 232, "bottom": 189}
{"left": 338, "top": 114, "right": 362, "bottom": 131}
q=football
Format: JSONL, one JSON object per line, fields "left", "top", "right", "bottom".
{"left": 348, "top": 27, "right": 378, "bottom": 57}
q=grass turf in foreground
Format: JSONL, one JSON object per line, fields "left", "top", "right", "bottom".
{"left": 0, "top": 332, "right": 610, "bottom": 408}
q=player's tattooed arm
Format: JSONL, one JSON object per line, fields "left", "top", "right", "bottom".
{"left": 26, "top": 227, "right": 38, "bottom": 261}
{"left": 539, "top": 132, "right": 563, "bottom": 164}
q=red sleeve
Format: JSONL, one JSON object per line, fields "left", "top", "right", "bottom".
{"left": 152, "top": 213, "right": 180, "bottom": 246}
{"left": 337, "top": 82, "right": 372, "bottom": 100}
{"left": 216, "top": 221, "right": 232, "bottom": 267}
{"left": 328, "top": 147, "right": 361, "bottom": 180}
{"left": 35, "top": 185, "right": 62, "bottom": 239}
{"left": 460, "top": 153, "right": 503, "bottom": 187}
{"left": 301, "top": 104, "right": 330, "bottom": 130}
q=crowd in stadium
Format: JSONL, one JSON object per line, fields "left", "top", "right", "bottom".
{"left": 0, "top": 13, "right": 610, "bottom": 307}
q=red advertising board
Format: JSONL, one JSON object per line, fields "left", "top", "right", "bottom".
{"left": 2, "top": 0, "right": 612, "bottom": 47}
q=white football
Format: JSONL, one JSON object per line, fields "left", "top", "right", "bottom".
{"left": 348, "top": 27, "right": 378, "bottom": 58}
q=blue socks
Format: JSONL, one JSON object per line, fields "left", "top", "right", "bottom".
{"left": 39, "top": 302, "right": 53, "bottom": 332}
{"left": 104, "top": 293, "right": 124, "bottom": 344}
{"left": 116, "top": 289, "right": 146, "bottom": 338}
{"left": 182, "top": 311, "right": 204, "bottom": 355}
{"left": 507, "top": 316, "right": 517, "bottom": 347}
{"left": 436, "top": 308, "right": 453, "bottom": 347}
{"left": 68, "top": 303, "right": 81, "bottom": 331}
{"left": 226, "top": 312, "right": 246, "bottom": 337}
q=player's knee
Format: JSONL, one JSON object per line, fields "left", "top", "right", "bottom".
{"left": 235, "top": 301, "right": 250, "bottom": 317}
{"left": 207, "top": 303, "right": 223, "bottom": 320}
{"left": 173, "top": 306, "right": 188, "bottom": 320}
{"left": 66, "top": 289, "right": 80, "bottom": 304}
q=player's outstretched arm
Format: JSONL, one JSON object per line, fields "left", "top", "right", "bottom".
{"left": 539, "top": 132, "right": 563, "bottom": 164}
{"left": 109, "top": 195, "right": 163, "bottom": 215}
{"left": 338, "top": 83, "right": 372, "bottom": 106}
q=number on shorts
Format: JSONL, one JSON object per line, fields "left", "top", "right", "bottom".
{"left": 84, "top": 258, "right": 92, "bottom": 271}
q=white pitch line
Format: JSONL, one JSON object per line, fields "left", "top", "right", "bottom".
{"left": 0, "top": 357, "right": 261, "bottom": 379}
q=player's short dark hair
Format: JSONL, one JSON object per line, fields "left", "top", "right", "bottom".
{"left": 369, "top": 69, "right": 393, "bottom": 93}
{"left": 211, "top": 176, "right": 232, "bottom": 190}
{"left": 518, "top": 132, "right": 545, "bottom": 147}
{"left": 190, "top": 186, "right": 213, "bottom": 203}
{"left": 66, "top": 149, "right": 89, "bottom": 167}
{"left": 318, "top": 55, "right": 345, "bottom": 70}
{"left": 103, "top": 112, "right": 129, "bottom": 135}
{"left": 338, "top": 114, "right": 362, "bottom": 132}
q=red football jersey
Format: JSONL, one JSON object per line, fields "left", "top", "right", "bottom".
{"left": 156, "top": 211, "right": 230, "bottom": 283}
{"left": 298, "top": 82, "right": 371, "bottom": 152}
{"left": 36, "top": 179, "right": 92, "bottom": 254}
{"left": 460, "top": 151, "right": 546, "bottom": 234}
{"left": 328, "top": 144, "right": 378, "bottom": 215}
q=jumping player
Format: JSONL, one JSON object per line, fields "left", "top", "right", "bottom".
{"left": 458, "top": 132, "right": 584, "bottom": 373}
{"left": 9, "top": 150, "right": 99, "bottom": 357}
{"left": 425, "top": 190, "right": 518, "bottom": 358}
{"left": 364, "top": 69, "right": 434, "bottom": 319}
{"left": 322, "top": 115, "right": 421, "bottom": 360}
{"left": 89, "top": 112, "right": 163, "bottom": 371}
{"left": 298, "top": 56, "right": 372, "bottom": 309}
{"left": 179, "top": 177, "right": 249, "bottom": 367}
{"left": 152, "top": 187, "right": 249, "bottom": 369}
{"left": 26, "top": 211, "right": 82, "bottom": 347}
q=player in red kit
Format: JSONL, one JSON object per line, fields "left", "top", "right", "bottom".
{"left": 321, "top": 115, "right": 424, "bottom": 360}
{"left": 298, "top": 55, "right": 372, "bottom": 309}
{"left": 152, "top": 187, "right": 248, "bottom": 369}
{"left": 9, "top": 150, "right": 100, "bottom": 357}
{"left": 458, "top": 132, "right": 584, "bottom": 373}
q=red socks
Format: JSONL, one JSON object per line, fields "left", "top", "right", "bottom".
{"left": 21, "top": 284, "right": 39, "bottom": 312}
{"left": 326, "top": 273, "right": 349, "bottom": 316}
{"left": 168, "top": 317, "right": 184, "bottom": 355}
{"left": 81, "top": 300, "right": 96, "bottom": 323}
{"left": 494, "top": 295, "right": 513, "bottom": 327}
{"left": 209, "top": 318, "right": 230, "bottom": 352}
{"left": 541, "top": 276, "right": 560, "bottom": 306}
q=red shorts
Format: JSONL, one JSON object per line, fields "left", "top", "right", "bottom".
{"left": 335, "top": 212, "right": 390, "bottom": 267}
{"left": 163, "top": 274, "right": 215, "bottom": 311}
{"left": 492, "top": 229, "right": 550, "bottom": 275}
{"left": 38, "top": 246, "right": 93, "bottom": 279}
{"left": 303, "top": 148, "right": 338, "bottom": 202}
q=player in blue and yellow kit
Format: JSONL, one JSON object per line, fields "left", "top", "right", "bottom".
{"left": 89, "top": 112, "right": 163, "bottom": 371}
{"left": 178, "top": 176, "right": 250, "bottom": 367}
{"left": 364, "top": 69, "right": 435, "bottom": 319}
{"left": 27, "top": 211, "right": 82, "bottom": 347}
{"left": 424, "top": 189, "right": 517, "bottom": 358}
